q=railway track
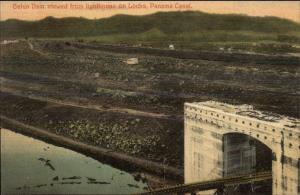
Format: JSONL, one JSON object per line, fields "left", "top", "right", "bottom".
{"left": 140, "top": 171, "right": 272, "bottom": 194}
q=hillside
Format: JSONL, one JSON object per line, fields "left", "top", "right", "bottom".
{"left": 1, "top": 11, "right": 300, "bottom": 39}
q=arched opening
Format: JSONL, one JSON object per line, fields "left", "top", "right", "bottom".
{"left": 223, "top": 133, "right": 272, "bottom": 194}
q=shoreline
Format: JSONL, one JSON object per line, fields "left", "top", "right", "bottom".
{"left": 0, "top": 116, "right": 183, "bottom": 185}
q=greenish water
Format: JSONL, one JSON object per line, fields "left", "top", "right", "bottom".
{"left": 1, "top": 128, "right": 147, "bottom": 194}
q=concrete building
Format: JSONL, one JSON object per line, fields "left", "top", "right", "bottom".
{"left": 0, "top": 40, "right": 19, "bottom": 45}
{"left": 125, "top": 58, "right": 138, "bottom": 65}
{"left": 169, "top": 44, "right": 175, "bottom": 50}
{"left": 184, "top": 101, "right": 300, "bottom": 195}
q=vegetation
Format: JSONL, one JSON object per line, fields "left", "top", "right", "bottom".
{"left": 1, "top": 11, "right": 300, "bottom": 44}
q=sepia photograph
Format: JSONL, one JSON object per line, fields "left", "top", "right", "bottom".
{"left": 0, "top": 1, "right": 299, "bottom": 194}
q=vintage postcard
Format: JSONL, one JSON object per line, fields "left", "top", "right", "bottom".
{"left": 0, "top": 1, "right": 299, "bottom": 195}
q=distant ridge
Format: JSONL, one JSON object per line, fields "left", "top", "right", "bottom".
{"left": 1, "top": 11, "right": 300, "bottom": 38}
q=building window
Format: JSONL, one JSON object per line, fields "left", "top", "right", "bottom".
{"left": 272, "top": 129, "right": 275, "bottom": 132}
{"left": 283, "top": 176, "right": 288, "bottom": 190}
{"left": 235, "top": 119, "right": 238, "bottom": 122}
{"left": 257, "top": 124, "right": 260, "bottom": 128}
{"left": 193, "top": 152, "right": 203, "bottom": 170}
{"left": 242, "top": 121, "right": 245, "bottom": 124}
{"left": 249, "top": 123, "right": 252, "bottom": 126}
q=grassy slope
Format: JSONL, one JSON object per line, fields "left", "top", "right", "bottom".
{"left": 1, "top": 11, "right": 300, "bottom": 44}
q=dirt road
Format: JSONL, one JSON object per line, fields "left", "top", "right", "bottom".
{"left": 1, "top": 85, "right": 182, "bottom": 121}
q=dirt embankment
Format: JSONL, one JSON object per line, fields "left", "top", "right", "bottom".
{"left": 71, "top": 42, "right": 300, "bottom": 66}
{"left": 1, "top": 116, "right": 183, "bottom": 182}
{"left": 0, "top": 92, "right": 184, "bottom": 168}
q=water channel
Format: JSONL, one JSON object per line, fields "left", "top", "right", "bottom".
{"left": 1, "top": 128, "right": 147, "bottom": 194}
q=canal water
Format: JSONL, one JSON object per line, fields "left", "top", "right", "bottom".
{"left": 1, "top": 128, "right": 147, "bottom": 194}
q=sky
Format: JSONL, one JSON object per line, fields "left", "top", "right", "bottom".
{"left": 1, "top": 1, "right": 300, "bottom": 23}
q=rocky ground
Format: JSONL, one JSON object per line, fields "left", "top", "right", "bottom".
{"left": 0, "top": 92, "right": 183, "bottom": 168}
{"left": 1, "top": 40, "right": 299, "bottom": 178}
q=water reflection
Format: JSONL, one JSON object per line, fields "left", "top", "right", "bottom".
{"left": 1, "top": 128, "right": 147, "bottom": 194}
